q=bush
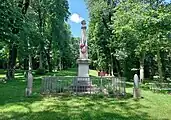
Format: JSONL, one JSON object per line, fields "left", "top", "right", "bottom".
{"left": 92, "top": 92, "right": 105, "bottom": 99}
{"left": 35, "top": 68, "right": 46, "bottom": 75}
{"left": 0, "top": 69, "right": 5, "bottom": 74}
{"left": 97, "top": 92, "right": 105, "bottom": 98}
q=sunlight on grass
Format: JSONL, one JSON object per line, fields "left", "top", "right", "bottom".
{"left": 0, "top": 74, "right": 5, "bottom": 78}
{"left": 1, "top": 93, "right": 170, "bottom": 120}
{"left": 1, "top": 105, "right": 29, "bottom": 113}
{"left": 0, "top": 69, "right": 171, "bottom": 120}
{"left": 89, "top": 70, "right": 98, "bottom": 77}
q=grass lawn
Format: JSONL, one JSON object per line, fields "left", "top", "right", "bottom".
{"left": 0, "top": 69, "right": 5, "bottom": 78}
{"left": 0, "top": 69, "right": 171, "bottom": 120}
{"left": 89, "top": 70, "right": 98, "bottom": 76}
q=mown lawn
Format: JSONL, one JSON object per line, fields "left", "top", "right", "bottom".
{"left": 0, "top": 69, "right": 171, "bottom": 120}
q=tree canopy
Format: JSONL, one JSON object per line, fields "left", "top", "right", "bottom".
{"left": 86, "top": 0, "right": 171, "bottom": 81}
{"left": 0, "top": 0, "right": 79, "bottom": 80}
{"left": 1, "top": 0, "right": 171, "bottom": 82}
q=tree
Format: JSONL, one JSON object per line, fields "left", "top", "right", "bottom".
{"left": 86, "top": 0, "right": 171, "bottom": 81}
{"left": 0, "top": 0, "right": 74, "bottom": 81}
{"left": 0, "top": 0, "right": 30, "bottom": 80}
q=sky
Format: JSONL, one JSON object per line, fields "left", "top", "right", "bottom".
{"left": 68, "top": 0, "right": 89, "bottom": 37}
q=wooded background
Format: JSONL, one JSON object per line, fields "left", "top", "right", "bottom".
{"left": 0, "top": 0, "right": 171, "bottom": 82}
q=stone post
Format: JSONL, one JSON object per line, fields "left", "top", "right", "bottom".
{"left": 133, "top": 73, "right": 141, "bottom": 99}
{"left": 25, "top": 40, "right": 33, "bottom": 96}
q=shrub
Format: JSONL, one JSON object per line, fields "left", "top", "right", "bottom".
{"left": 35, "top": 68, "right": 46, "bottom": 75}
{"left": 92, "top": 92, "right": 105, "bottom": 99}
{"left": 98, "top": 92, "right": 105, "bottom": 98}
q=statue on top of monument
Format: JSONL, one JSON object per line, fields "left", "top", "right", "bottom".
{"left": 80, "top": 20, "right": 88, "bottom": 59}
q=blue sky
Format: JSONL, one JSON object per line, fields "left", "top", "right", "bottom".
{"left": 67, "top": 0, "right": 171, "bottom": 37}
{"left": 68, "top": 0, "right": 89, "bottom": 37}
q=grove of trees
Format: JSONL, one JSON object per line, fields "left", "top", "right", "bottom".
{"left": 0, "top": 0, "right": 79, "bottom": 80}
{"left": 1, "top": 0, "right": 171, "bottom": 83}
{"left": 86, "top": 0, "right": 171, "bottom": 81}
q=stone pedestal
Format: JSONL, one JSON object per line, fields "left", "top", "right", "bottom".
{"left": 77, "top": 59, "right": 90, "bottom": 77}
{"left": 71, "top": 59, "right": 92, "bottom": 92}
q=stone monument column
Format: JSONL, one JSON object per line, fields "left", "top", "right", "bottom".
{"left": 77, "top": 20, "right": 90, "bottom": 77}
{"left": 72, "top": 20, "right": 91, "bottom": 92}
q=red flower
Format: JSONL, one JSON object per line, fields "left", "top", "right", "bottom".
{"left": 81, "top": 48, "right": 86, "bottom": 54}
{"left": 80, "top": 44, "right": 85, "bottom": 48}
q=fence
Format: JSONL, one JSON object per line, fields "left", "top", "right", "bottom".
{"left": 41, "top": 76, "right": 126, "bottom": 96}
{"left": 149, "top": 82, "right": 171, "bottom": 92}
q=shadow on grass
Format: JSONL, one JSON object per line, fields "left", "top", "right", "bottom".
{"left": 0, "top": 75, "right": 43, "bottom": 105}
{"left": 0, "top": 68, "right": 75, "bottom": 106}
{"left": 0, "top": 78, "right": 170, "bottom": 120}
{"left": 0, "top": 95, "right": 157, "bottom": 120}
{"left": 0, "top": 94, "right": 152, "bottom": 120}
{"left": 0, "top": 110, "right": 153, "bottom": 120}
{"left": 1, "top": 69, "right": 170, "bottom": 120}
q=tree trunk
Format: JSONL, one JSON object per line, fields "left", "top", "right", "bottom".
{"left": 123, "top": 60, "right": 127, "bottom": 78}
{"left": 114, "top": 56, "right": 121, "bottom": 77}
{"left": 49, "top": 61, "right": 52, "bottom": 72}
{"left": 160, "top": 51, "right": 166, "bottom": 80}
{"left": 157, "top": 50, "right": 163, "bottom": 82}
{"left": 46, "top": 38, "right": 52, "bottom": 72}
{"left": 38, "top": 2, "right": 44, "bottom": 69}
{"left": 47, "top": 54, "right": 52, "bottom": 72}
{"left": 140, "top": 52, "right": 145, "bottom": 83}
{"left": 39, "top": 51, "right": 43, "bottom": 69}
{"left": 59, "top": 57, "right": 62, "bottom": 71}
{"left": 6, "top": 43, "right": 17, "bottom": 80}
{"left": 24, "top": 58, "right": 28, "bottom": 70}
{"left": 6, "top": 0, "right": 29, "bottom": 80}
{"left": 28, "top": 55, "right": 32, "bottom": 71}
{"left": 6, "top": 45, "right": 13, "bottom": 80}
{"left": 45, "top": 50, "right": 52, "bottom": 72}
{"left": 111, "top": 54, "right": 114, "bottom": 76}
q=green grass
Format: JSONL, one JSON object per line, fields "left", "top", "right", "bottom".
{"left": 0, "top": 69, "right": 171, "bottom": 120}
{"left": 0, "top": 69, "right": 5, "bottom": 78}
{"left": 89, "top": 70, "right": 98, "bottom": 77}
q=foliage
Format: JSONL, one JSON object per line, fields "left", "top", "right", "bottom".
{"left": 35, "top": 68, "right": 47, "bottom": 75}
{"left": 0, "top": 0, "right": 79, "bottom": 79}
{"left": 86, "top": 0, "right": 171, "bottom": 81}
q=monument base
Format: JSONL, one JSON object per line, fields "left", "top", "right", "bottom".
{"left": 71, "top": 58, "right": 92, "bottom": 92}
{"left": 71, "top": 77, "right": 93, "bottom": 92}
{"left": 77, "top": 59, "right": 90, "bottom": 77}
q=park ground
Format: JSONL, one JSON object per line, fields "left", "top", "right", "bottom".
{"left": 0, "top": 69, "right": 171, "bottom": 120}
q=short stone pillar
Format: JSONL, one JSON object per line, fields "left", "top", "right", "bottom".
{"left": 25, "top": 71, "right": 33, "bottom": 96}
{"left": 133, "top": 74, "right": 141, "bottom": 99}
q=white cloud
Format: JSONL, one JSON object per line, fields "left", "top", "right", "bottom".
{"left": 70, "top": 13, "right": 84, "bottom": 23}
